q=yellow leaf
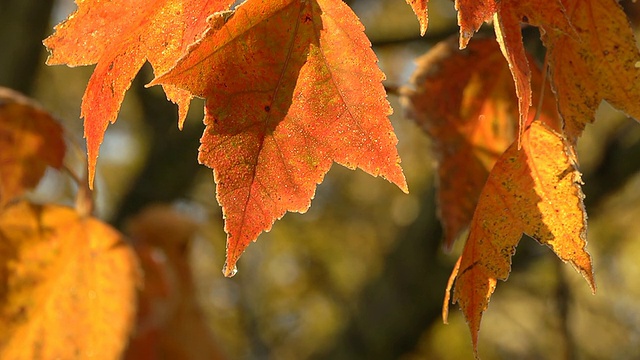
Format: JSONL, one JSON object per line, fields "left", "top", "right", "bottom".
{"left": 0, "top": 201, "right": 139, "bottom": 360}
{"left": 447, "top": 121, "right": 594, "bottom": 355}
{"left": 494, "top": 0, "right": 640, "bottom": 142}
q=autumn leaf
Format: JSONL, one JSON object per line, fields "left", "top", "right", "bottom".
{"left": 124, "top": 205, "right": 225, "bottom": 360}
{"left": 404, "top": 36, "right": 562, "bottom": 250}
{"left": 445, "top": 120, "right": 595, "bottom": 355}
{"left": 494, "top": 0, "right": 640, "bottom": 143}
{"left": 43, "top": 0, "right": 234, "bottom": 187}
{"left": 0, "top": 201, "right": 140, "bottom": 360}
{"left": 153, "top": 0, "right": 407, "bottom": 276}
{"left": 0, "top": 88, "right": 65, "bottom": 206}
{"left": 404, "top": 37, "right": 516, "bottom": 249}
{"left": 543, "top": 0, "right": 640, "bottom": 141}
{"left": 405, "top": 0, "right": 429, "bottom": 36}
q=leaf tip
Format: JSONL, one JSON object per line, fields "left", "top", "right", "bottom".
{"left": 459, "top": 31, "right": 472, "bottom": 50}
{"left": 146, "top": 77, "right": 163, "bottom": 89}
{"left": 588, "top": 277, "right": 597, "bottom": 295}
{"left": 87, "top": 164, "right": 96, "bottom": 191}
{"left": 223, "top": 234, "right": 247, "bottom": 278}
{"left": 417, "top": 15, "right": 428, "bottom": 37}
{"left": 86, "top": 141, "right": 98, "bottom": 190}
{"left": 41, "top": 36, "right": 57, "bottom": 66}
{"left": 390, "top": 163, "right": 409, "bottom": 194}
{"left": 399, "top": 179, "right": 410, "bottom": 194}
{"left": 578, "top": 262, "right": 596, "bottom": 295}
{"left": 405, "top": 0, "right": 428, "bottom": 36}
{"left": 222, "top": 260, "right": 238, "bottom": 278}
{"left": 443, "top": 256, "right": 462, "bottom": 324}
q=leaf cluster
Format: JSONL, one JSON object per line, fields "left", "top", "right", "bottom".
{"left": 1, "top": 0, "right": 638, "bottom": 358}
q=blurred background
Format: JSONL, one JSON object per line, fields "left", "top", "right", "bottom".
{"left": 2, "top": 0, "right": 640, "bottom": 358}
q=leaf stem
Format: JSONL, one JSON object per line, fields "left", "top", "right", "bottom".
{"left": 63, "top": 163, "right": 94, "bottom": 217}
{"left": 534, "top": 51, "right": 549, "bottom": 122}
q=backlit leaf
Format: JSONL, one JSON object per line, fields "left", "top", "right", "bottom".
{"left": 0, "top": 201, "right": 140, "bottom": 360}
{"left": 545, "top": 0, "right": 640, "bottom": 141}
{"left": 154, "top": 0, "right": 407, "bottom": 276}
{"left": 0, "top": 88, "right": 65, "bottom": 206}
{"left": 494, "top": 0, "right": 640, "bottom": 142}
{"left": 446, "top": 120, "right": 595, "bottom": 355}
{"left": 43, "top": 0, "right": 233, "bottom": 187}
{"left": 404, "top": 37, "right": 517, "bottom": 249}
{"left": 404, "top": 37, "right": 560, "bottom": 250}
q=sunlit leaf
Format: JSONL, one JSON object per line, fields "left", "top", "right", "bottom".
{"left": 154, "top": 0, "right": 407, "bottom": 276}
{"left": 446, "top": 120, "right": 595, "bottom": 355}
{"left": 455, "top": 0, "right": 497, "bottom": 48}
{"left": 404, "top": 38, "right": 516, "bottom": 249}
{"left": 43, "top": 0, "right": 234, "bottom": 187}
{"left": 545, "top": 0, "right": 640, "bottom": 141}
{"left": 494, "top": 0, "right": 640, "bottom": 142}
{"left": 404, "top": 37, "right": 560, "bottom": 250}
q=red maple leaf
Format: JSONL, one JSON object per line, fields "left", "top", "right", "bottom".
{"left": 153, "top": 0, "right": 407, "bottom": 275}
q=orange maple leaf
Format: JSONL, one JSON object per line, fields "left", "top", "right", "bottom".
{"left": 494, "top": 0, "right": 573, "bottom": 144}
{"left": 153, "top": 0, "right": 407, "bottom": 276}
{"left": 445, "top": 120, "right": 595, "bottom": 355}
{"left": 43, "top": 0, "right": 233, "bottom": 187}
{"left": 404, "top": 38, "right": 517, "bottom": 249}
{"left": 0, "top": 201, "right": 140, "bottom": 360}
{"left": 0, "top": 88, "right": 65, "bottom": 206}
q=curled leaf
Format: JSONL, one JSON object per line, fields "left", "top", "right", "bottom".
{"left": 494, "top": 0, "right": 640, "bottom": 142}
{"left": 0, "top": 88, "right": 65, "bottom": 206}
